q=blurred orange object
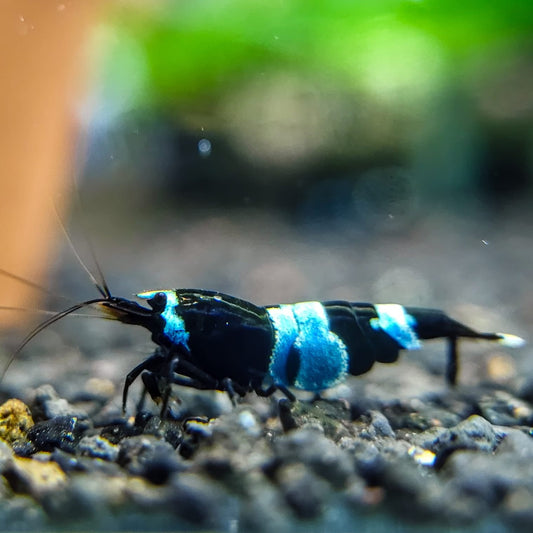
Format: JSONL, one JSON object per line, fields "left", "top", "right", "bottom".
{"left": 0, "top": 1, "right": 101, "bottom": 328}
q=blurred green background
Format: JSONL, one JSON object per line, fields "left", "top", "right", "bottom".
{"left": 81, "top": 0, "right": 532, "bottom": 225}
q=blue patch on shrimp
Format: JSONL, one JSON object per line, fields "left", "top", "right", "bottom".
{"left": 138, "top": 290, "right": 190, "bottom": 348}
{"left": 267, "top": 301, "right": 349, "bottom": 391}
{"left": 370, "top": 303, "right": 421, "bottom": 350}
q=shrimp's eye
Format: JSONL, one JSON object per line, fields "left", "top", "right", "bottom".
{"left": 148, "top": 292, "right": 167, "bottom": 312}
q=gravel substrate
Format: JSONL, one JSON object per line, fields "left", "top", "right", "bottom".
{"left": 2, "top": 364, "right": 533, "bottom": 532}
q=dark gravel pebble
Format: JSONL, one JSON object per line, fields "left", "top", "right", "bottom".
{"left": 0, "top": 495, "right": 47, "bottom": 531}
{"left": 51, "top": 447, "right": 123, "bottom": 475}
{"left": 412, "top": 414, "right": 501, "bottom": 455}
{"left": 118, "top": 435, "right": 185, "bottom": 484}
{"left": 362, "top": 410, "right": 396, "bottom": 438}
{"left": 0, "top": 438, "right": 14, "bottom": 473}
{"left": 351, "top": 440, "right": 388, "bottom": 485}
{"left": 166, "top": 472, "right": 235, "bottom": 527}
{"left": 442, "top": 448, "right": 533, "bottom": 518}
{"left": 273, "top": 428, "right": 355, "bottom": 488}
{"left": 30, "top": 384, "right": 89, "bottom": 422}
{"left": 26, "top": 416, "right": 90, "bottom": 453}
{"left": 277, "top": 398, "right": 352, "bottom": 439}
{"left": 98, "top": 420, "right": 142, "bottom": 444}
{"left": 78, "top": 434, "right": 119, "bottom": 461}
{"left": 477, "top": 391, "right": 533, "bottom": 426}
{"left": 496, "top": 428, "right": 533, "bottom": 457}
{"left": 276, "top": 463, "right": 329, "bottom": 519}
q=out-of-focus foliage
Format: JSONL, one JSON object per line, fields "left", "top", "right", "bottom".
{"left": 103, "top": 0, "right": 532, "bottom": 109}
{"left": 86, "top": 0, "right": 532, "bottom": 216}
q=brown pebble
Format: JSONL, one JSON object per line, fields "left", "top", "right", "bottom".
{"left": 84, "top": 377, "right": 116, "bottom": 399}
{"left": 0, "top": 398, "right": 34, "bottom": 445}
{"left": 362, "top": 486, "right": 385, "bottom": 506}
{"left": 486, "top": 353, "right": 517, "bottom": 382}
{"left": 8, "top": 457, "right": 66, "bottom": 497}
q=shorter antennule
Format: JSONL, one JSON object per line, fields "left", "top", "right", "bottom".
{"left": 496, "top": 333, "right": 526, "bottom": 348}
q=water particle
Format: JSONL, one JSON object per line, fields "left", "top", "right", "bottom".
{"left": 481, "top": 240, "right": 489, "bottom": 245}
{"left": 198, "top": 138, "right": 212, "bottom": 157}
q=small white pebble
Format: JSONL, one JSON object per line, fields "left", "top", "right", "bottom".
{"left": 238, "top": 410, "right": 260, "bottom": 436}
{"left": 408, "top": 446, "right": 436, "bottom": 467}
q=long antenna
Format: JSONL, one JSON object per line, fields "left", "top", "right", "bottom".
{"left": 0, "top": 305, "right": 118, "bottom": 320}
{"left": 0, "top": 297, "right": 110, "bottom": 381}
{"left": 70, "top": 178, "right": 112, "bottom": 299}
{"left": 52, "top": 203, "right": 109, "bottom": 299}
{"left": 75, "top": 198, "right": 112, "bottom": 300}
{"left": 69, "top": 121, "right": 113, "bottom": 299}
{"left": 0, "top": 267, "right": 73, "bottom": 303}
